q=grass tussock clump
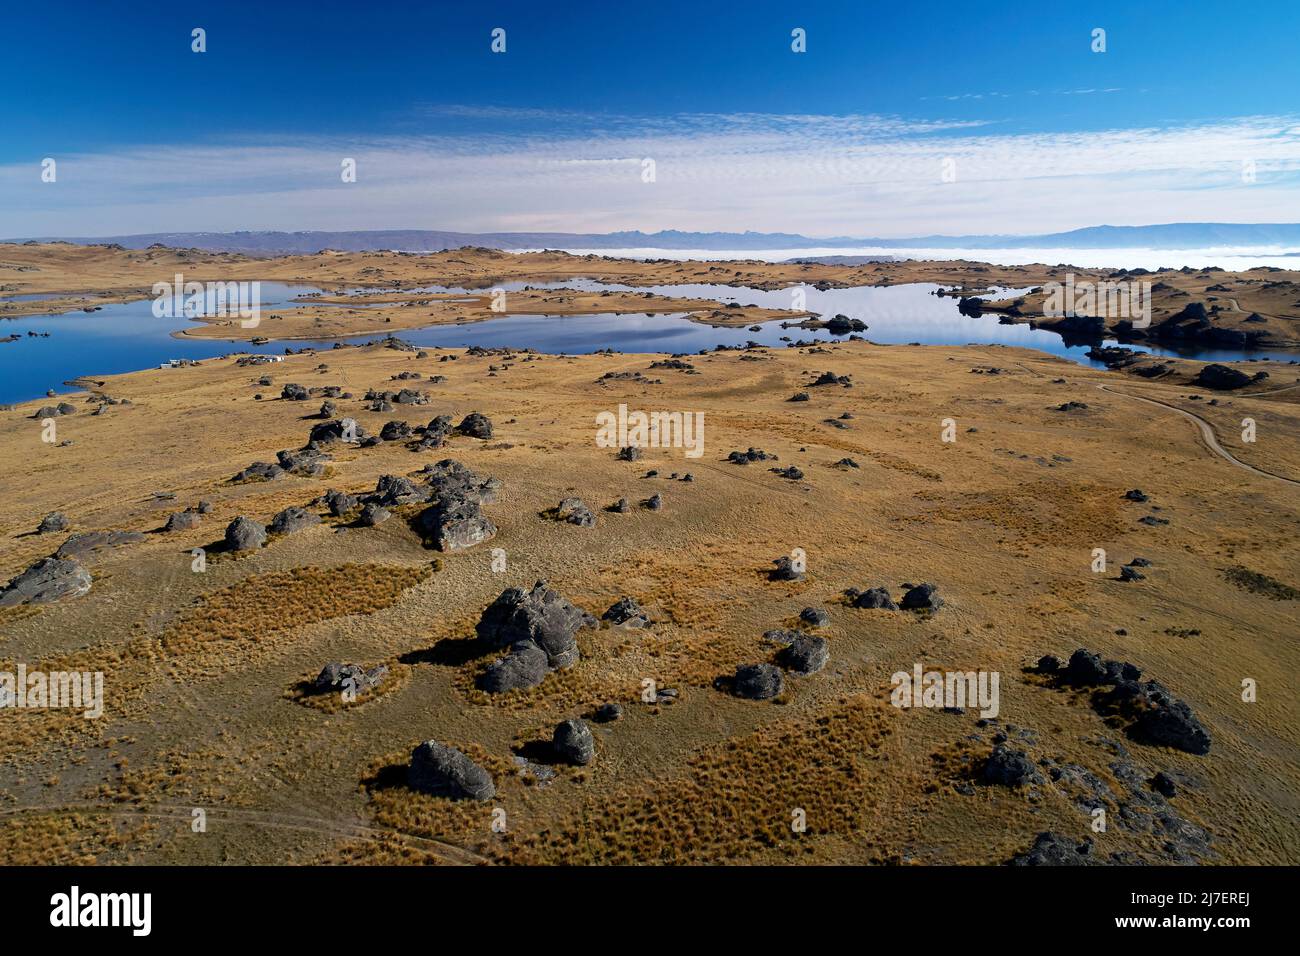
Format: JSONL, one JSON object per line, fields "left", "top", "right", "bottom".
{"left": 0, "top": 811, "right": 138, "bottom": 865}
{"left": 1221, "top": 565, "right": 1300, "bottom": 601}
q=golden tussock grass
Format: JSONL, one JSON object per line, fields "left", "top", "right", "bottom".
{"left": 502, "top": 695, "right": 898, "bottom": 864}
{"left": 0, "top": 564, "right": 432, "bottom": 763}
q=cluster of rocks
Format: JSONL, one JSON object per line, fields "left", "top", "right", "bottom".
{"left": 1038, "top": 649, "right": 1211, "bottom": 755}
{"left": 364, "top": 386, "right": 429, "bottom": 407}
{"left": 232, "top": 445, "right": 332, "bottom": 482}
{"left": 412, "top": 460, "right": 500, "bottom": 551}
{"left": 845, "top": 583, "right": 943, "bottom": 612}
{"left": 477, "top": 581, "right": 594, "bottom": 693}
{"left": 809, "top": 371, "right": 852, "bottom": 387}
{"left": 823, "top": 314, "right": 867, "bottom": 334}
{"left": 727, "top": 447, "right": 777, "bottom": 465}
{"left": 29, "top": 400, "right": 77, "bottom": 421}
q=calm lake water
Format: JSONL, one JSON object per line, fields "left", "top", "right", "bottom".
{"left": 1, "top": 279, "right": 1294, "bottom": 404}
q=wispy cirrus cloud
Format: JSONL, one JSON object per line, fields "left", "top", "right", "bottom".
{"left": 2, "top": 109, "right": 1298, "bottom": 237}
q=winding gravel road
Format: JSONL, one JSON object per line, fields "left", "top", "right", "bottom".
{"left": 1096, "top": 383, "right": 1300, "bottom": 486}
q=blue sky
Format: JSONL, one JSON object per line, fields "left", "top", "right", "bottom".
{"left": 2, "top": 0, "right": 1298, "bottom": 237}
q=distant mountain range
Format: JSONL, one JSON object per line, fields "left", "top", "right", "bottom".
{"left": 7, "top": 223, "right": 1300, "bottom": 256}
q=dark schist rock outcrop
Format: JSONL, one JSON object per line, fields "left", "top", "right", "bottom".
{"left": 456, "top": 411, "right": 493, "bottom": 439}
{"left": 476, "top": 581, "right": 593, "bottom": 693}
{"left": 410, "top": 460, "right": 500, "bottom": 552}
{"left": 1192, "top": 363, "right": 1258, "bottom": 390}
{"left": 900, "top": 582, "right": 943, "bottom": 611}
{"left": 553, "top": 718, "right": 595, "bottom": 766}
{"left": 308, "top": 417, "right": 365, "bottom": 444}
{"left": 312, "top": 662, "right": 388, "bottom": 696}
{"left": 268, "top": 506, "right": 320, "bottom": 535}
{"left": 1045, "top": 648, "right": 1211, "bottom": 755}
{"left": 846, "top": 586, "right": 898, "bottom": 610}
{"left": 983, "top": 744, "right": 1044, "bottom": 787}
{"left": 770, "top": 555, "right": 805, "bottom": 582}
{"left": 323, "top": 489, "right": 359, "bottom": 517}
{"left": 777, "top": 634, "right": 829, "bottom": 674}
{"left": 407, "top": 741, "right": 495, "bottom": 801}
{"left": 732, "top": 662, "right": 784, "bottom": 700}
{"left": 554, "top": 497, "right": 597, "bottom": 527}
{"left": 602, "top": 596, "right": 649, "bottom": 628}
{"left": 0, "top": 556, "right": 92, "bottom": 607}
{"left": 37, "top": 512, "right": 69, "bottom": 534}
{"left": 1009, "top": 832, "right": 1098, "bottom": 866}
{"left": 224, "top": 516, "right": 267, "bottom": 551}
{"left": 480, "top": 641, "right": 550, "bottom": 693}
{"left": 164, "top": 511, "right": 201, "bottom": 532}
{"left": 413, "top": 414, "right": 453, "bottom": 450}
{"left": 54, "top": 530, "right": 145, "bottom": 559}
{"left": 1137, "top": 301, "right": 1270, "bottom": 348}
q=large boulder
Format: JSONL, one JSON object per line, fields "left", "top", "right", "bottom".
{"left": 164, "top": 511, "right": 201, "bottom": 532}
{"left": 556, "top": 497, "right": 597, "bottom": 528}
{"left": 478, "top": 641, "right": 550, "bottom": 693}
{"left": 308, "top": 417, "right": 364, "bottom": 444}
{"left": 268, "top": 506, "right": 320, "bottom": 535}
{"left": 323, "top": 489, "right": 359, "bottom": 517}
{"left": 55, "top": 530, "right": 145, "bottom": 559}
{"left": 778, "top": 634, "right": 829, "bottom": 675}
{"left": 476, "top": 580, "right": 588, "bottom": 669}
{"left": 0, "top": 556, "right": 92, "bottom": 607}
{"left": 415, "top": 494, "right": 497, "bottom": 551}
{"left": 37, "top": 512, "right": 69, "bottom": 534}
{"left": 733, "top": 662, "right": 784, "bottom": 700}
{"left": 850, "top": 586, "right": 897, "bottom": 610}
{"left": 553, "top": 718, "right": 595, "bottom": 766}
{"left": 983, "top": 744, "right": 1043, "bottom": 787}
{"left": 224, "top": 516, "right": 267, "bottom": 551}
{"left": 900, "top": 582, "right": 943, "bottom": 611}
{"left": 1192, "top": 363, "right": 1251, "bottom": 390}
{"left": 457, "top": 412, "right": 494, "bottom": 439}
{"left": 407, "top": 742, "right": 495, "bottom": 801}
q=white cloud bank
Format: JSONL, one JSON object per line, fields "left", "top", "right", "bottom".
{"left": 2, "top": 111, "right": 1298, "bottom": 237}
